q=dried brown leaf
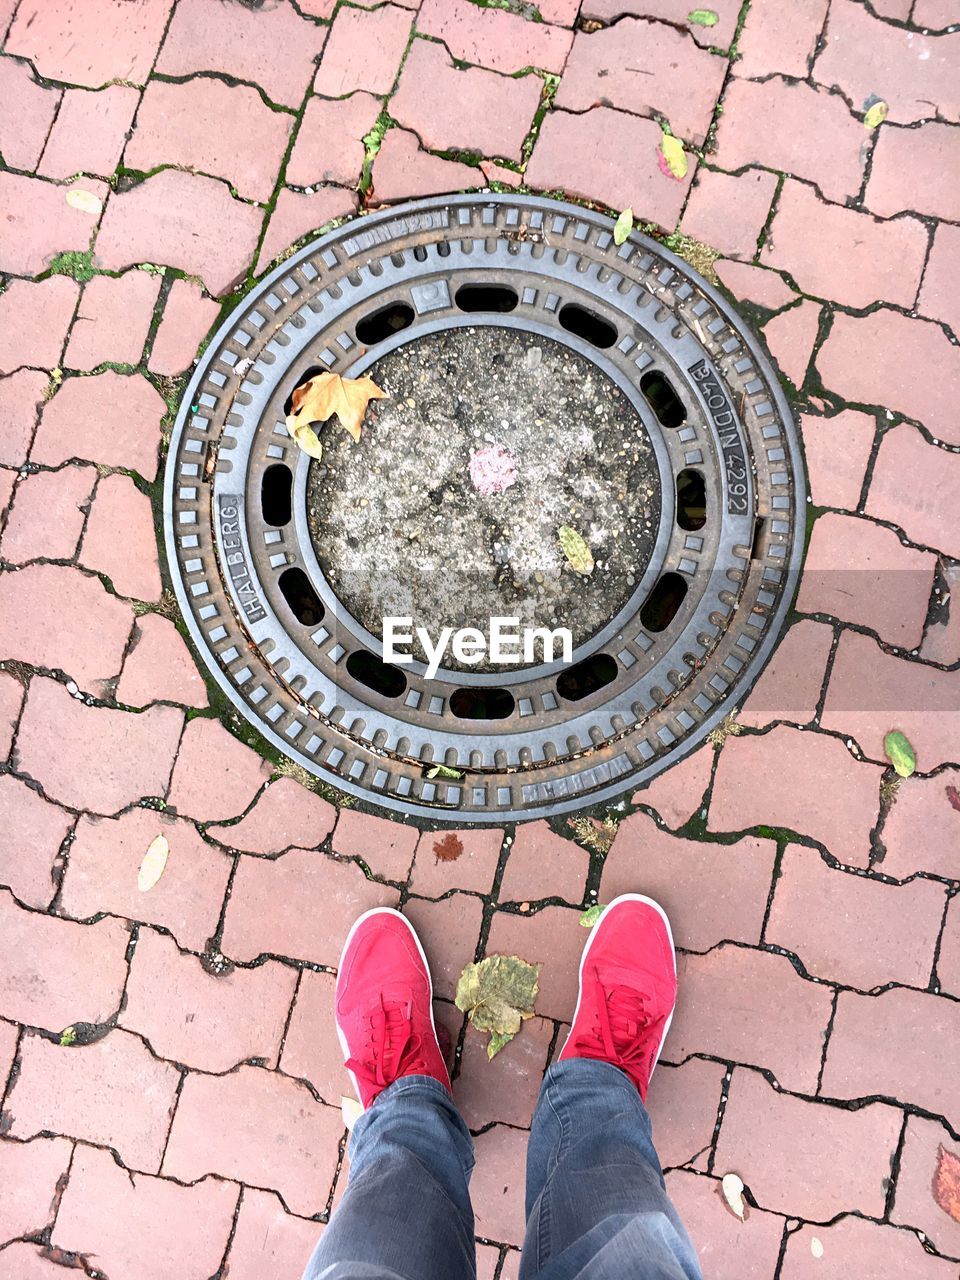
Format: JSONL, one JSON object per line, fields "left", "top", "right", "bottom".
{"left": 289, "top": 372, "right": 388, "bottom": 443}
{"left": 933, "top": 1144, "right": 960, "bottom": 1223}
{"left": 434, "top": 834, "right": 464, "bottom": 864}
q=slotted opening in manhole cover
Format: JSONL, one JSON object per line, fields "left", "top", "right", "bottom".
{"left": 165, "top": 194, "right": 805, "bottom": 823}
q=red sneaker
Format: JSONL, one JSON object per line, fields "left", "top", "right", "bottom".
{"left": 335, "top": 907, "right": 451, "bottom": 1110}
{"left": 558, "top": 893, "right": 677, "bottom": 1100}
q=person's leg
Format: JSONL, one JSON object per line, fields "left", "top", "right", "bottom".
{"left": 519, "top": 896, "right": 703, "bottom": 1280}
{"left": 303, "top": 908, "right": 476, "bottom": 1280}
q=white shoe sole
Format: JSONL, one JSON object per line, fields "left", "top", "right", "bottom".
{"left": 558, "top": 892, "right": 678, "bottom": 1084}
{"left": 335, "top": 905, "right": 445, "bottom": 1109}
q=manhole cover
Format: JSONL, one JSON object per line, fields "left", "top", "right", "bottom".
{"left": 165, "top": 194, "right": 805, "bottom": 823}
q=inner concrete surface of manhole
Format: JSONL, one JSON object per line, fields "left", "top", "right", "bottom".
{"left": 164, "top": 194, "right": 806, "bottom": 823}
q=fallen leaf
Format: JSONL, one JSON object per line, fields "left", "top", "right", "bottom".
{"left": 884, "top": 729, "right": 916, "bottom": 778}
{"left": 558, "top": 525, "right": 594, "bottom": 575}
{"left": 933, "top": 1144, "right": 960, "bottom": 1223}
{"left": 810, "top": 1237, "right": 824, "bottom": 1259}
{"left": 720, "top": 1172, "right": 747, "bottom": 1221}
{"left": 66, "top": 187, "right": 103, "bottom": 215}
{"left": 946, "top": 784, "right": 960, "bottom": 813}
{"left": 137, "top": 834, "right": 169, "bottom": 892}
{"left": 580, "top": 904, "right": 606, "bottom": 928}
{"left": 688, "top": 7, "right": 719, "bottom": 25}
{"left": 455, "top": 954, "right": 541, "bottom": 1060}
{"left": 658, "top": 131, "right": 688, "bottom": 182}
{"left": 60, "top": 1026, "right": 77, "bottom": 1047}
{"left": 613, "top": 207, "right": 633, "bottom": 246}
{"left": 342, "top": 1095, "right": 363, "bottom": 1131}
{"left": 286, "top": 416, "right": 324, "bottom": 460}
{"left": 426, "top": 763, "right": 464, "bottom": 780}
{"left": 863, "top": 100, "right": 889, "bottom": 130}
{"left": 288, "top": 372, "right": 388, "bottom": 443}
{"left": 434, "top": 833, "right": 464, "bottom": 863}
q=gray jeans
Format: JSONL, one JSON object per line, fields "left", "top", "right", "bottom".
{"left": 304, "top": 1058, "right": 703, "bottom": 1280}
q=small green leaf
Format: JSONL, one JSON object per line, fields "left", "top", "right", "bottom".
{"left": 456, "top": 954, "right": 541, "bottom": 1060}
{"left": 613, "top": 207, "right": 633, "bottom": 246}
{"left": 487, "top": 1030, "right": 514, "bottom": 1059}
{"left": 884, "top": 730, "right": 916, "bottom": 778}
{"left": 579, "top": 904, "right": 606, "bottom": 928}
{"left": 426, "top": 763, "right": 463, "bottom": 780}
{"left": 289, "top": 419, "right": 324, "bottom": 461}
{"left": 60, "top": 1026, "right": 77, "bottom": 1047}
{"left": 688, "top": 8, "right": 719, "bottom": 26}
{"left": 863, "top": 100, "right": 889, "bottom": 130}
{"left": 558, "top": 525, "right": 594, "bottom": 575}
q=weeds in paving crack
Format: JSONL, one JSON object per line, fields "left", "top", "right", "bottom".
{"left": 566, "top": 814, "right": 619, "bottom": 854}
{"left": 47, "top": 249, "right": 97, "bottom": 282}
{"left": 707, "top": 708, "right": 744, "bottom": 748}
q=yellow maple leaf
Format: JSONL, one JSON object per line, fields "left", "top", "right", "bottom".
{"left": 288, "top": 372, "right": 388, "bottom": 444}
{"left": 659, "top": 131, "right": 688, "bottom": 181}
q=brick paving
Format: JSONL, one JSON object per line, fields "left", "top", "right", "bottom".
{"left": 0, "top": 1, "right": 958, "bottom": 1278}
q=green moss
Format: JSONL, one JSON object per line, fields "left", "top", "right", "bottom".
{"left": 48, "top": 249, "right": 96, "bottom": 282}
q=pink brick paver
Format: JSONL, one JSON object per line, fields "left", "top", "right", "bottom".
{"left": 313, "top": 4, "right": 413, "bottom": 97}
{"left": 225, "top": 1188, "right": 321, "bottom": 1280}
{"left": 119, "top": 927, "right": 298, "bottom": 1073}
{"left": 735, "top": 0, "right": 829, "bottom": 78}
{"left": 207, "top": 776, "right": 335, "bottom": 854}
{"left": 645, "top": 1058, "right": 726, "bottom": 1170}
{"left": 821, "top": 986, "right": 960, "bottom": 1128}
{"left": 485, "top": 904, "right": 583, "bottom": 1022}
{"left": 370, "top": 128, "right": 478, "bottom": 205}
{"left": 163, "top": 1064, "right": 343, "bottom": 1217}
{"left": 665, "top": 1169, "right": 786, "bottom": 1279}
{"left": 866, "top": 119, "right": 960, "bottom": 222}
{"left": 62, "top": 807, "right": 231, "bottom": 953}
{"left": 147, "top": 278, "right": 220, "bottom": 377}
{"left": 1, "top": 464, "right": 96, "bottom": 564}
{"left": 779, "top": 1214, "right": 956, "bottom": 1280}
{"left": 331, "top": 807, "right": 419, "bottom": 882}
{"left": 557, "top": 22, "right": 726, "bottom": 146}
{"left": 0, "top": 276, "right": 79, "bottom": 376}
{"left": 409, "top": 826, "right": 504, "bottom": 898}
{"left": 0, "top": 774, "right": 73, "bottom": 910}
{"left": 709, "top": 724, "right": 883, "bottom": 867}
{"left": 715, "top": 260, "right": 796, "bottom": 311}
{"left": 31, "top": 370, "right": 167, "bottom": 480}
{"left": 714, "top": 1067, "right": 902, "bottom": 1221}
{"left": 891, "top": 1116, "right": 960, "bottom": 1259}
{"left": 157, "top": 0, "right": 326, "bottom": 109}
{"left": 632, "top": 742, "right": 714, "bottom": 829}
{"left": 0, "top": 174, "right": 107, "bottom": 277}
{"left": 402, "top": 892, "right": 485, "bottom": 1001}
{"left": 879, "top": 768, "right": 960, "bottom": 881}
{"left": 937, "top": 896, "right": 960, "bottom": 997}
{"left": 919, "top": 221, "right": 960, "bottom": 338}
{"left": 455, "top": 1015, "right": 553, "bottom": 1131}
{"left": 0, "top": 1018, "right": 17, "bottom": 1088}
{"left": 797, "top": 512, "right": 937, "bottom": 647}
{"left": 116, "top": 613, "right": 210, "bottom": 709}
{"left": 814, "top": 0, "right": 960, "bottom": 125}
{"left": 580, "top": 0, "right": 741, "bottom": 51}
{"left": 681, "top": 167, "right": 779, "bottom": 262}
{"left": 257, "top": 187, "right": 359, "bottom": 275}
{"left": 53, "top": 1144, "right": 240, "bottom": 1280}
{"left": 38, "top": 84, "right": 140, "bottom": 181}
{"left": 0, "top": 370, "right": 49, "bottom": 467}
{"left": 392, "top": 40, "right": 543, "bottom": 163}
{"left": 279, "top": 968, "right": 346, "bottom": 1105}
{"left": 762, "top": 299, "right": 821, "bottom": 389}
{"left": 7, "top": 0, "right": 170, "bottom": 87}
{"left": 714, "top": 78, "right": 866, "bottom": 203}
{"left": 470, "top": 1125, "right": 528, "bottom": 1247}
{"left": 0, "top": 672, "right": 23, "bottom": 758}
{"left": 79, "top": 472, "right": 163, "bottom": 602}
{"left": 818, "top": 309, "right": 960, "bottom": 447}
{"left": 498, "top": 820, "right": 590, "bottom": 905}
{"left": 167, "top": 716, "right": 273, "bottom": 822}
{"left": 866, "top": 423, "right": 960, "bottom": 558}
{"left": 0, "top": 1135, "right": 73, "bottom": 1245}
{"left": 666, "top": 945, "right": 833, "bottom": 1093}
{"left": 739, "top": 618, "right": 834, "bottom": 729}
{"left": 0, "top": 564, "right": 133, "bottom": 693}
{"left": 765, "top": 844, "right": 946, "bottom": 990}
{"left": 222, "top": 848, "right": 398, "bottom": 968}
{"left": 6, "top": 1029, "right": 180, "bottom": 1174}
{"left": 820, "top": 628, "right": 960, "bottom": 770}
{"left": 798, "top": 409, "right": 875, "bottom": 510}
{"left": 126, "top": 78, "right": 294, "bottom": 205}
{"left": 286, "top": 93, "right": 383, "bottom": 190}
{"left": 0, "top": 56, "right": 60, "bottom": 172}
{"left": 601, "top": 813, "right": 776, "bottom": 951}
{"left": 64, "top": 270, "right": 162, "bottom": 371}
{"left": 761, "top": 179, "right": 928, "bottom": 310}
{"left": 526, "top": 109, "right": 694, "bottom": 233}
{"left": 0, "top": 890, "right": 128, "bottom": 1032}
{"left": 96, "top": 169, "right": 264, "bottom": 298}
{"left": 417, "top": 0, "right": 573, "bottom": 74}
{"left": 0, "top": 1244, "right": 89, "bottom": 1278}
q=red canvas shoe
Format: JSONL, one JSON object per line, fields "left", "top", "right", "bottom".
{"left": 558, "top": 893, "right": 677, "bottom": 1100}
{"left": 335, "top": 907, "right": 451, "bottom": 1109}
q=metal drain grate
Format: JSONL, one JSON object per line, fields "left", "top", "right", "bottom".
{"left": 164, "top": 194, "right": 805, "bottom": 823}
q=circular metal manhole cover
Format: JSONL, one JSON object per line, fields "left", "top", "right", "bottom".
{"left": 164, "top": 194, "right": 805, "bottom": 824}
